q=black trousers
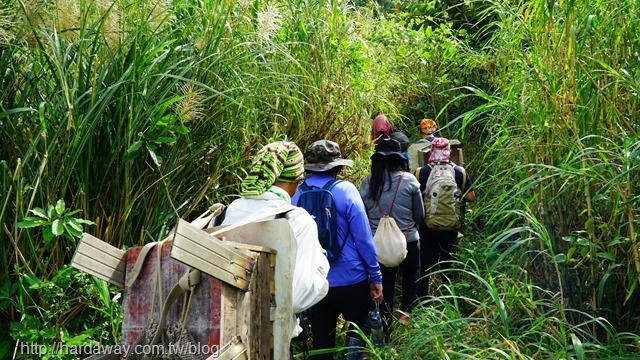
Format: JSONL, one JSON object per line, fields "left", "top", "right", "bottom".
{"left": 379, "top": 240, "right": 420, "bottom": 332}
{"left": 416, "top": 223, "right": 458, "bottom": 298}
{"left": 307, "top": 280, "right": 372, "bottom": 359}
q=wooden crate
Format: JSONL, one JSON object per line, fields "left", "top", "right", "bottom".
{"left": 72, "top": 216, "right": 295, "bottom": 360}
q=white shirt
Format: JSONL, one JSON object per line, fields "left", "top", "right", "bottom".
{"left": 219, "top": 189, "right": 330, "bottom": 337}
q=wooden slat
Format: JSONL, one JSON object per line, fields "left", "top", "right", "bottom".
{"left": 171, "top": 247, "right": 249, "bottom": 290}
{"left": 219, "top": 235, "right": 279, "bottom": 359}
{"left": 214, "top": 336, "right": 247, "bottom": 360}
{"left": 171, "top": 219, "right": 255, "bottom": 290}
{"left": 220, "top": 219, "right": 295, "bottom": 360}
{"left": 224, "top": 240, "right": 276, "bottom": 254}
{"left": 72, "top": 254, "right": 123, "bottom": 285}
{"left": 176, "top": 219, "right": 255, "bottom": 267}
{"left": 71, "top": 233, "right": 126, "bottom": 288}
{"left": 220, "top": 284, "right": 238, "bottom": 347}
{"left": 249, "top": 251, "right": 272, "bottom": 358}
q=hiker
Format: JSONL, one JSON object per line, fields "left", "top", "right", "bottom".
{"left": 217, "top": 141, "right": 330, "bottom": 340}
{"left": 407, "top": 118, "right": 438, "bottom": 171}
{"left": 371, "top": 113, "right": 392, "bottom": 141}
{"left": 414, "top": 137, "right": 475, "bottom": 299}
{"left": 417, "top": 118, "right": 437, "bottom": 143}
{"left": 359, "top": 138, "right": 424, "bottom": 333}
{"left": 390, "top": 130, "right": 410, "bottom": 170}
{"left": 292, "top": 140, "right": 383, "bottom": 360}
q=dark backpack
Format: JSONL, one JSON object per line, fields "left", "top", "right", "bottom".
{"left": 296, "top": 179, "right": 345, "bottom": 263}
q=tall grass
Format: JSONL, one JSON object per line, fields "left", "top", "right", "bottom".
{"left": 389, "top": 256, "right": 640, "bottom": 359}
{"left": 2, "top": 0, "right": 639, "bottom": 357}
{"left": 447, "top": 0, "right": 639, "bottom": 342}
{"left": 0, "top": 0, "right": 394, "bottom": 354}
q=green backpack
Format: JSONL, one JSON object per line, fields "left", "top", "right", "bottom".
{"left": 416, "top": 163, "right": 466, "bottom": 230}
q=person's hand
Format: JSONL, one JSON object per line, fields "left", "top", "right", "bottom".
{"left": 370, "top": 283, "right": 383, "bottom": 302}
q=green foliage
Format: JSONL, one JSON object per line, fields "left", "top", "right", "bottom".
{"left": 7, "top": 266, "right": 122, "bottom": 359}
{"left": 387, "top": 255, "right": 640, "bottom": 359}
{"left": 15, "top": 199, "right": 94, "bottom": 243}
{"left": 2, "top": 0, "right": 640, "bottom": 357}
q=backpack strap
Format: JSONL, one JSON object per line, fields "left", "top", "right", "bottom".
{"left": 299, "top": 181, "right": 313, "bottom": 192}
{"left": 458, "top": 166, "right": 467, "bottom": 192}
{"left": 323, "top": 179, "right": 342, "bottom": 190}
{"left": 375, "top": 173, "right": 404, "bottom": 216}
{"left": 149, "top": 268, "right": 201, "bottom": 347}
{"left": 321, "top": 178, "right": 350, "bottom": 259}
{"left": 299, "top": 179, "right": 342, "bottom": 192}
{"left": 209, "top": 204, "right": 296, "bottom": 237}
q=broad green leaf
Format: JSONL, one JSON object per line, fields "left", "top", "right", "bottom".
{"left": 43, "top": 226, "right": 54, "bottom": 243}
{"left": 570, "top": 333, "right": 585, "bottom": 360}
{"left": 125, "top": 141, "right": 143, "bottom": 162}
{"left": 65, "top": 209, "right": 82, "bottom": 216}
{"left": 39, "top": 327, "right": 57, "bottom": 339}
{"left": 51, "top": 219, "right": 64, "bottom": 236}
{"left": 62, "top": 328, "right": 95, "bottom": 346}
{"left": 55, "top": 199, "right": 66, "bottom": 215}
{"left": 576, "top": 237, "right": 590, "bottom": 246}
{"left": 596, "top": 252, "right": 616, "bottom": 261}
{"left": 66, "top": 218, "right": 83, "bottom": 232}
{"left": 608, "top": 236, "right": 624, "bottom": 246}
{"left": 148, "top": 149, "right": 162, "bottom": 166}
{"left": 9, "top": 321, "right": 25, "bottom": 333}
{"left": 63, "top": 223, "right": 82, "bottom": 238}
{"left": 152, "top": 136, "right": 177, "bottom": 145}
{"left": 22, "top": 273, "right": 46, "bottom": 289}
{"left": 30, "top": 207, "right": 48, "bottom": 219}
{"left": 174, "top": 123, "right": 189, "bottom": 135}
{"left": 76, "top": 218, "right": 96, "bottom": 225}
{"left": 15, "top": 218, "right": 45, "bottom": 228}
{"left": 554, "top": 253, "right": 566, "bottom": 263}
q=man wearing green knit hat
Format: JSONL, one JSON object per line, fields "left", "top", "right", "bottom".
{"left": 240, "top": 140, "right": 306, "bottom": 198}
{"left": 219, "top": 141, "right": 330, "bottom": 345}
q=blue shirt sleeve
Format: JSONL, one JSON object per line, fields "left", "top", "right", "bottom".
{"left": 335, "top": 180, "right": 382, "bottom": 284}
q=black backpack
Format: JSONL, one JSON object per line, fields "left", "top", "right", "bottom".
{"left": 296, "top": 179, "right": 346, "bottom": 262}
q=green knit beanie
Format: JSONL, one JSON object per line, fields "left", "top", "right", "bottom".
{"left": 241, "top": 141, "right": 304, "bottom": 197}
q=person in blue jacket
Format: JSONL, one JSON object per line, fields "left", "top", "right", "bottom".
{"left": 293, "top": 140, "right": 383, "bottom": 360}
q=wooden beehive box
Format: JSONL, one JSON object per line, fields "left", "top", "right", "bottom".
{"left": 72, "top": 216, "right": 295, "bottom": 360}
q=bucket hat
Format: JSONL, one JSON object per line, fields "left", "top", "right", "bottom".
{"left": 372, "top": 138, "right": 405, "bottom": 159}
{"left": 304, "top": 140, "right": 354, "bottom": 172}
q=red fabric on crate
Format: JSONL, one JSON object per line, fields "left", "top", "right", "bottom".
{"left": 121, "top": 240, "right": 222, "bottom": 358}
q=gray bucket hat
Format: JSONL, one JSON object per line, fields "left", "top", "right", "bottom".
{"left": 304, "top": 140, "right": 354, "bottom": 172}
